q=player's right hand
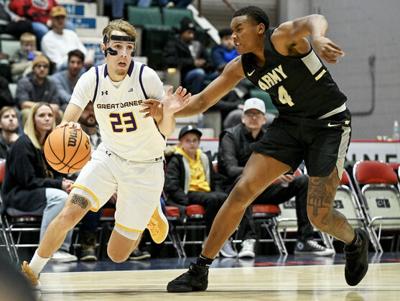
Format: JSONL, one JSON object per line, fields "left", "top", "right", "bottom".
{"left": 57, "top": 121, "right": 81, "bottom": 129}
{"left": 311, "top": 36, "right": 345, "bottom": 64}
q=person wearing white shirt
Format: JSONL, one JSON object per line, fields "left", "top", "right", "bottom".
{"left": 41, "top": 6, "right": 92, "bottom": 70}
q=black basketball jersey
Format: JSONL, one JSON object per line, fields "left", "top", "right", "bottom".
{"left": 242, "top": 29, "right": 347, "bottom": 118}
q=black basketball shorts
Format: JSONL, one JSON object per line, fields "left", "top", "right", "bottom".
{"left": 251, "top": 110, "right": 351, "bottom": 178}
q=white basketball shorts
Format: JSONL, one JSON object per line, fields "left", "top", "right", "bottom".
{"left": 70, "top": 143, "right": 164, "bottom": 238}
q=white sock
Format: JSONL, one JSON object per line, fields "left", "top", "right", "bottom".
{"left": 29, "top": 249, "right": 50, "bottom": 276}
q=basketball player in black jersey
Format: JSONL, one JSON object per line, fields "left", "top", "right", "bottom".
{"left": 143, "top": 6, "right": 368, "bottom": 290}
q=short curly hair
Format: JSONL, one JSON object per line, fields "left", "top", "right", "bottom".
{"left": 233, "top": 6, "right": 270, "bottom": 29}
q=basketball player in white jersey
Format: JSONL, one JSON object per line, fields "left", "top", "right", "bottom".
{"left": 21, "top": 19, "right": 191, "bottom": 288}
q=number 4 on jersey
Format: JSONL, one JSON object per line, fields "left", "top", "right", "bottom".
{"left": 278, "top": 86, "right": 294, "bottom": 107}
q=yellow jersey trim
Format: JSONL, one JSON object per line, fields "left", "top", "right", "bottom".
{"left": 115, "top": 222, "right": 143, "bottom": 233}
{"left": 71, "top": 183, "right": 100, "bottom": 212}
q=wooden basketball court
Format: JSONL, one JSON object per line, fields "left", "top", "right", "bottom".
{"left": 38, "top": 262, "right": 400, "bottom": 301}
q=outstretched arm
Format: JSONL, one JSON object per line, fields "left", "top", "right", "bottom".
{"left": 176, "top": 57, "right": 245, "bottom": 117}
{"left": 140, "top": 57, "right": 245, "bottom": 119}
{"left": 273, "top": 14, "right": 345, "bottom": 63}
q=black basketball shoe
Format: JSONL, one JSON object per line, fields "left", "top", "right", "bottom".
{"left": 167, "top": 263, "right": 209, "bottom": 292}
{"left": 344, "top": 229, "right": 369, "bottom": 286}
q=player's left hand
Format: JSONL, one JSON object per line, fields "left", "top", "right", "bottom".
{"left": 312, "top": 36, "right": 345, "bottom": 64}
{"left": 162, "top": 86, "right": 191, "bottom": 114}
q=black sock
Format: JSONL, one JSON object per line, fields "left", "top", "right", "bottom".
{"left": 196, "top": 254, "right": 213, "bottom": 267}
{"left": 347, "top": 231, "right": 361, "bottom": 250}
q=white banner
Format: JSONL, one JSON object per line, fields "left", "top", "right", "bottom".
{"left": 168, "top": 139, "right": 400, "bottom": 163}
{"left": 347, "top": 140, "right": 400, "bottom": 163}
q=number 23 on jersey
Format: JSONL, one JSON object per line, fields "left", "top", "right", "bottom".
{"left": 109, "top": 112, "right": 137, "bottom": 132}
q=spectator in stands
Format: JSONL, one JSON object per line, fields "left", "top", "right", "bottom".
{"left": 15, "top": 54, "right": 62, "bottom": 125}
{"left": 211, "top": 28, "right": 238, "bottom": 73}
{"left": 218, "top": 98, "right": 335, "bottom": 257}
{"left": 163, "top": 17, "right": 211, "bottom": 94}
{"left": 0, "top": 75, "right": 16, "bottom": 109}
{"left": 201, "top": 28, "right": 244, "bottom": 136}
{"left": 51, "top": 49, "right": 85, "bottom": 110}
{"left": 136, "top": 0, "right": 192, "bottom": 8}
{"left": 0, "top": 2, "right": 33, "bottom": 39}
{"left": 10, "top": 32, "right": 41, "bottom": 82}
{"left": 41, "top": 6, "right": 91, "bottom": 71}
{"left": 164, "top": 125, "right": 237, "bottom": 257}
{"left": 0, "top": 106, "right": 19, "bottom": 159}
{"left": 8, "top": 0, "right": 58, "bottom": 41}
{"left": 104, "top": 0, "right": 125, "bottom": 19}
{"left": 1, "top": 102, "right": 77, "bottom": 262}
{"left": 0, "top": 51, "right": 12, "bottom": 83}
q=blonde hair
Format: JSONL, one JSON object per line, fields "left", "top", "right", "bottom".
{"left": 20, "top": 32, "right": 36, "bottom": 43}
{"left": 24, "top": 103, "right": 56, "bottom": 149}
{"left": 102, "top": 19, "right": 136, "bottom": 43}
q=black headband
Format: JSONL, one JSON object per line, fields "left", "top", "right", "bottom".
{"left": 103, "top": 34, "right": 136, "bottom": 44}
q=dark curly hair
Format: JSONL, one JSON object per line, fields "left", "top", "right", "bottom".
{"left": 233, "top": 6, "right": 270, "bottom": 29}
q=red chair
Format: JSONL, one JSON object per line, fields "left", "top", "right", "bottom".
{"left": 185, "top": 204, "right": 205, "bottom": 218}
{"left": 251, "top": 204, "right": 289, "bottom": 255}
{"left": 164, "top": 205, "right": 186, "bottom": 258}
{"left": 165, "top": 205, "right": 180, "bottom": 219}
{"left": 388, "top": 162, "right": 400, "bottom": 190}
{"left": 179, "top": 204, "right": 206, "bottom": 251}
{"left": 353, "top": 160, "right": 400, "bottom": 252}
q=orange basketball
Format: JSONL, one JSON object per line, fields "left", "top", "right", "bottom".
{"left": 44, "top": 127, "right": 91, "bottom": 174}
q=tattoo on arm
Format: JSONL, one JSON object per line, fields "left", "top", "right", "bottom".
{"left": 70, "top": 194, "right": 89, "bottom": 209}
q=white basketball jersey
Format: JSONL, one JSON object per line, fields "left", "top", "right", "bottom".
{"left": 69, "top": 60, "right": 166, "bottom": 161}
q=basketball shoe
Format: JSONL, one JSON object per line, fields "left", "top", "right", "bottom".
{"left": 294, "top": 240, "right": 335, "bottom": 256}
{"left": 21, "top": 261, "right": 41, "bottom": 289}
{"left": 147, "top": 204, "right": 169, "bottom": 244}
{"left": 167, "top": 262, "right": 209, "bottom": 292}
{"left": 344, "top": 229, "right": 369, "bottom": 286}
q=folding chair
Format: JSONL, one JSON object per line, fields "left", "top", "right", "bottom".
{"left": 353, "top": 160, "right": 400, "bottom": 252}
{"left": 0, "top": 160, "right": 15, "bottom": 261}
{"left": 181, "top": 204, "right": 206, "bottom": 249}
{"left": 0, "top": 160, "right": 43, "bottom": 264}
{"left": 398, "top": 168, "right": 400, "bottom": 191}
{"left": 252, "top": 204, "right": 287, "bottom": 255}
{"left": 165, "top": 205, "right": 186, "bottom": 258}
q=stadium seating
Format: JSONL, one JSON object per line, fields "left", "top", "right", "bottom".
{"left": 0, "top": 160, "right": 42, "bottom": 264}
{"left": 128, "top": 6, "right": 163, "bottom": 27}
{"left": 252, "top": 203, "right": 287, "bottom": 255}
{"left": 353, "top": 160, "right": 400, "bottom": 252}
{"left": 163, "top": 8, "right": 193, "bottom": 28}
